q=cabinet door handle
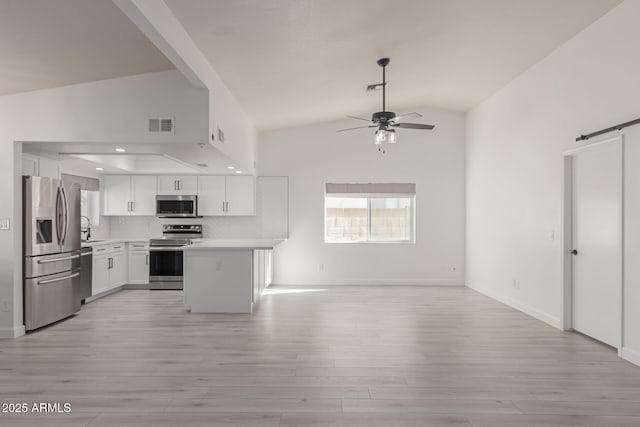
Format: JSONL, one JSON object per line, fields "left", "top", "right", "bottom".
{"left": 131, "top": 201, "right": 135, "bottom": 212}
{"left": 146, "top": 255, "right": 149, "bottom": 265}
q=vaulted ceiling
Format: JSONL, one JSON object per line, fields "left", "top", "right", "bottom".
{"left": 0, "top": 0, "right": 622, "bottom": 132}
{"left": 166, "top": 0, "right": 621, "bottom": 130}
{"left": 0, "top": 0, "right": 173, "bottom": 96}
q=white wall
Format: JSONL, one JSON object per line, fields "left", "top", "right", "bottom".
{"left": 113, "top": 0, "right": 258, "bottom": 174}
{"left": 10, "top": 70, "right": 208, "bottom": 144}
{"left": 259, "top": 107, "right": 465, "bottom": 286}
{"left": 0, "top": 70, "right": 208, "bottom": 337}
{"left": 466, "top": 0, "right": 640, "bottom": 365}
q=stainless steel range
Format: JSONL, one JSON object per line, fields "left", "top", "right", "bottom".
{"left": 149, "top": 224, "right": 202, "bottom": 290}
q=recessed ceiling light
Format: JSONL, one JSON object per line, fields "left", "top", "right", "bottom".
{"left": 227, "top": 166, "right": 235, "bottom": 170}
{"left": 95, "top": 167, "right": 104, "bottom": 171}
{"left": 235, "top": 170, "right": 242, "bottom": 174}
{"left": 115, "top": 148, "right": 125, "bottom": 152}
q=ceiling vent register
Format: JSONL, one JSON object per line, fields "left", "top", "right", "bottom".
{"left": 148, "top": 117, "right": 175, "bottom": 134}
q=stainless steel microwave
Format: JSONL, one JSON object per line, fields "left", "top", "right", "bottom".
{"left": 156, "top": 195, "right": 199, "bottom": 218}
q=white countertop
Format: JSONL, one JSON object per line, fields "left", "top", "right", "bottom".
{"left": 81, "top": 238, "right": 150, "bottom": 248}
{"left": 184, "top": 238, "right": 285, "bottom": 251}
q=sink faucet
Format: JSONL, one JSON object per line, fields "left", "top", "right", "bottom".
{"left": 81, "top": 215, "right": 92, "bottom": 241}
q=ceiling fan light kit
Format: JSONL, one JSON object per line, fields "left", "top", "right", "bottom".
{"left": 375, "top": 129, "right": 396, "bottom": 145}
{"left": 338, "top": 57, "right": 435, "bottom": 152}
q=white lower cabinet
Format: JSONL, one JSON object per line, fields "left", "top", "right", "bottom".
{"left": 92, "top": 253, "right": 111, "bottom": 295}
{"left": 110, "top": 251, "right": 127, "bottom": 288}
{"left": 127, "top": 243, "right": 149, "bottom": 285}
{"left": 91, "top": 244, "right": 127, "bottom": 296}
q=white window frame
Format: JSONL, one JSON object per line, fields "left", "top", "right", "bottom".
{"left": 324, "top": 183, "right": 416, "bottom": 244}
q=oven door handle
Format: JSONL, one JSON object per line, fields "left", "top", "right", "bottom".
{"left": 149, "top": 246, "right": 185, "bottom": 251}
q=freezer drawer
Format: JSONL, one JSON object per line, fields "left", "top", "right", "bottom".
{"left": 24, "top": 269, "right": 81, "bottom": 331}
{"left": 24, "top": 251, "right": 81, "bottom": 279}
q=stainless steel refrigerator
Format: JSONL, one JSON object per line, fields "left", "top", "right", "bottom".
{"left": 23, "top": 176, "right": 81, "bottom": 331}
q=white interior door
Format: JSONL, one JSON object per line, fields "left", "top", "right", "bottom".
{"left": 571, "top": 138, "right": 622, "bottom": 348}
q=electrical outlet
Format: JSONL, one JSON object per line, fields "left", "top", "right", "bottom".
{"left": 1, "top": 299, "right": 9, "bottom": 312}
{"left": 0, "top": 218, "right": 10, "bottom": 230}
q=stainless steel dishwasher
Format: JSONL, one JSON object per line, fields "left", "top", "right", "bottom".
{"left": 79, "top": 247, "right": 92, "bottom": 303}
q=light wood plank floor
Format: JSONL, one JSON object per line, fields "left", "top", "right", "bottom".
{"left": 1, "top": 286, "right": 639, "bottom": 426}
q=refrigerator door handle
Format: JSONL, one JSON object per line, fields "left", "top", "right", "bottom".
{"left": 37, "top": 271, "right": 80, "bottom": 285}
{"left": 37, "top": 254, "right": 80, "bottom": 264}
{"left": 55, "top": 186, "right": 63, "bottom": 244}
{"left": 60, "top": 184, "right": 69, "bottom": 246}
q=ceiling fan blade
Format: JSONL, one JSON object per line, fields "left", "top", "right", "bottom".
{"left": 346, "top": 115, "right": 372, "bottom": 122}
{"left": 393, "top": 112, "right": 422, "bottom": 122}
{"left": 336, "top": 125, "right": 377, "bottom": 133}
{"left": 392, "top": 122, "right": 435, "bottom": 130}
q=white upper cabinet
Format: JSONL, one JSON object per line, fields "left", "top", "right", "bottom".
{"left": 226, "top": 176, "right": 256, "bottom": 216}
{"left": 157, "top": 176, "right": 198, "bottom": 195}
{"left": 257, "top": 177, "right": 289, "bottom": 238}
{"left": 22, "top": 154, "right": 39, "bottom": 177}
{"left": 198, "top": 176, "right": 226, "bottom": 216}
{"left": 102, "top": 175, "right": 157, "bottom": 216}
{"left": 130, "top": 176, "right": 157, "bottom": 216}
{"left": 21, "top": 154, "right": 60, "bottom": 178}
{"left": 102, "top": 175, "right": 131, "bottom": 216}
{"left": 197, "top": 175, "right": 255, "bottom": 216}
{"left": 38, "top": 157, "right": 61, "bottom": 179}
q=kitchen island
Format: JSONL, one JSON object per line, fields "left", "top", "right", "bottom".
{"left": 182, "top": 239, "right": 284, "bottom": 313}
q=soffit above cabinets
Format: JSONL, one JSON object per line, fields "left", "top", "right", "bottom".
{"left": 0, "top": 0, "right": 174, "bottom": 96}
{"left": 166, "top": 0, "right": 621, "bottom": 131}
{"left": 21, "top": 142, "right": 241, "bottom": 176}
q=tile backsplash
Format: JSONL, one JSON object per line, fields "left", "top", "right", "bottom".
{"left": 102, "top": 215, "right": 261, "bottom": 239}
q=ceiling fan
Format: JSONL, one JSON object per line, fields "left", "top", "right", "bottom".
{"left": 337, "top": 58, "right": 434, "bottom": 152}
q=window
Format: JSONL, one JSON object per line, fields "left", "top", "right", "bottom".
{"left": 324, "top": 183, "right": 415, "bottom": 243}
{"left": 81, "top": 190, "right": 100, "bottom": 227}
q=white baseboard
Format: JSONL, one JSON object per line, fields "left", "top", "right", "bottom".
{"left": 85, "top": 286, "right": 123, "bottom": 303}
{"left": 621, "top": 347, "right": 640, "bottom": 367}
{"left": 272, "top": 280, "right": 464, "bottom": 286}
{"left": 467, "top": 283, "right": 562, "bottom": 330}
{"left": 0, "top": 325, "right": 25, "bottom": 339}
